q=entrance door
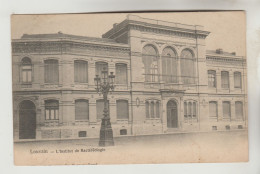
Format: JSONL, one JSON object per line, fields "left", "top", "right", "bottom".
{"left": 167, "top": 100, "right": 178, "bottom": 128}
{"left": 19, "top": 100, "right": 36, "bottom": 139}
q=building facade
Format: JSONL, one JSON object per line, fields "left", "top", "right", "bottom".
{"left": 12, "top": 15, "right": 247, "bottom": 141}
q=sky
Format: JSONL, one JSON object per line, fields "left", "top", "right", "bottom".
{"left": 11, "top": 12, "right": 246, "bottom": 56}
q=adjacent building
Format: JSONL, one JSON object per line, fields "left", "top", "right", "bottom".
{"left": 12, "top": 15, "right": 247, "bottom": 141}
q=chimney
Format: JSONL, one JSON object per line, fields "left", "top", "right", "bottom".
{"left": 216, "top": 48, "right": 223, "bottom": 54}
{"left": 231, "top": 52, "right": 236, "bottom": 56}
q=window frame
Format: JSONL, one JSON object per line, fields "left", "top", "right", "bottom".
{"left": 45, "top": 100, "right": 59, "bottom": 120}
{"left": 116, "top": 99, "right": 129, "bottom": 120}
{"left": 208, "top": 70, "right": 216, "bottom": 88}
{"left": 145, "top": 100, "right": 161, "bottom": 119}
{"left": 21, "top": 57, "right": 32, "bottom": 84}
{"left": 234, "top": 71, "right": 242, "bottom": 89}
{"left": 115, "top": 63, "right": 128, "bottom": 85}
{"left": 44, "top": 59, "right": 59, "bottom": 84}
{"left": 75, "top": 99, "right": 89, "bottom": 121}
{"left": 74, "top": 60, "right": 88, "bottom": 84}
{"left": 221, "top": 71, "right": 230, "bottom": 89}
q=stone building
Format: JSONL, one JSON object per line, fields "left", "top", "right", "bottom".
{"left": 12, "top": 15, "right": 247, "bottom": 141}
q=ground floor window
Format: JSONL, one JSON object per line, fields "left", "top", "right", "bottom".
{"left": 145, "top": 100, "right": 160, "bottom": 119}
{"left": 75, "top": 99, "right": 89, "bottom": 121}
{"left": 209, "top": 101, "right": 218, "bottom": 121}
{"left": 45, "top": 100, "right": 59, "bottom": 120}
{"left": 184, "top": 101, "right": 197, "bottom": 122}
{"left": 223, "top": 101, "right": 231, "bottom": 120}
{"left": 235, "top": 101, "right": 243, "bottom": 120}
{"left": 116, "top": 100, "right": 129, "bottom": 120}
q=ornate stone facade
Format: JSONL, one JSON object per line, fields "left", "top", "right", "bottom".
{"left": 12, "top": 15, "right": 247, "bottom": 141}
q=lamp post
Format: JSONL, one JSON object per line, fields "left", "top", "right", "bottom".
{"left": 94, "top": 67, "right": 115, "bottom": 146}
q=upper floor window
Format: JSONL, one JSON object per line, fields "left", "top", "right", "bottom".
{"left": 116, "top": 100, "right": 129, "bottom": 120}
{"left": 208, "top": 70, "right": 216, "bottom": 88}
{"left": 115, "top": 63, "right": 127, "bottom": 84}
{"left": 221, "top": 71, "right": 229, "bottom": 88}
{"left": 145, "top": 100, "right": 160, "bottom": 119}
{"left": 45, "top": 100, "right": 59, "bottom": 120}
{"left": 95, "top": 62, "right": 108, "bottom": 78}
{"left": 21, "top": 57, "right": 32, "bottom": 83}
{"left": 75, "top": 99, "right": 89, "bottom": 121}
{"left": 223, "top": 101, "right": 231, "bottom": 120}
{"left": 209, "top": 101, "right": 218, "bottom": 121}
{"left": 44, "top": 59, "right": 59, "bottom": 84}
{"left": 96, "top": 99, "right": 109, "bottom": 120}
{"left": 181, "top": 49, "right": 195, "bottom": 84}
{"left": 162, "top": 47, "right": 178, "bottom": 83}
{"left": 74, "top": 60, "right": 88, "bottom": 83}
{"left": 234, "top": 72, "right": 242, "bottom": 88}
{"left": 184, "top": 101, "right": 197, "bottom": 122}
{"left": 142, "top": 45, "right": 159, "bottom": 82}
{"left": 235, "top": 101, "right": 243, "bottom": 120}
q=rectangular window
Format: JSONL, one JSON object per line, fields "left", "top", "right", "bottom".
{"left": 209, "top": 101, "right": 218, "bottom": 121}
{"left": 208, "top": 70, "right": 216, "bottom": 88}
{"left": 75, "top": 100, "right": 89, "bottom": 120}
{"left": 116, "top": 100, "right": 129, "bottom": 119}
{"left": 235, "top": 101, "right": 243, "bottom": 120}
{"left": 234, "top": 72, "right": 242, "bottom": 88}
{"left": 115, "top": 63, "right": 127, "bottom": 84}
{"left": 44, "top": 59, "right": 59, "bottom": 83}
{"left": 96, "top": 99, "right": 109, "bottom": 120}
{"left": 45, "top": 100, "right": 59, "bottom": 120}
{"left": 221, "top": 71, "right": 229, "bottom": 88}
{"left": 96, "top": 62, "right": 108, "bottom": 78}
{"left": 74, "top": 60, "right": 88, "bottom": 83}
{"left": 22, "top": 65, "right": 32, "bottom": 83}
{"left": 223, "top": 101, "right": 231, "bottom": 120}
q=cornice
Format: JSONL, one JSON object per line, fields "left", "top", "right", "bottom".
{"left": 103, "top": 19, "right": 210, "bottom": 40}
{"left": 12, "top": 40, "right": 130, "bottom": 57}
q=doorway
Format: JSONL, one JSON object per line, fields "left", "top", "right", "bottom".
{"left": 167, "top": 100, "right": 178, "bottom": 128}
{"left": 19, "top": 100, "right": 36, "bottom": 139}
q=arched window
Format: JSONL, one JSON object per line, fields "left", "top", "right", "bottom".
{"left": 223, "top": 101, "right": 231, "bottom": 120}
{"left": 45, "top": 100, "right": 59, "bottom": 120}
{"left": 74, "top": 60, "right": 88, "bottom": 83}
{"left": 162, "top": 47, "right": 178, "bottom": 83}
{"left": 208, "top": 70, "right": 216, "bottom": 88}
{"left": 115, "top": 63, "right": 127, "bottom": 84}
{"left": 116, "top": 100, "right": 129, "bottom": 119}
{"left": 96, "top": 99, "right": 109, "bottom": 120}
{"left": 209, "top": 101, "right": 218, "bottom": 121}
{"left": 142, "top": 45, "right": 158, "bottom": 82}
{"left": 21, "top": 57, "right": 32, "bottom": 83}
{"left": 95, "top": 62, "right": 108, "bottom": 78}
{"left": 234, "top": 72, "right": 242, "bottom": 88}
{"left": 180, "top": 49, "right": 195, "bottom": 84}
{"left": 75, "top": 99, "right": 89, "bottom": 120}
{"left": 235, "top": 101, "right": 243, "bottom": 120}
{"left": 221, "top": 71, "right": 229, "bottom": 88}
{"left": 44, "top": 59, "right": 59, "bottom": 83}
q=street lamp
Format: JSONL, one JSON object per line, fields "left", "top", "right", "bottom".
{"left": 94, "top": 67, "right": 115, "bottom": 146}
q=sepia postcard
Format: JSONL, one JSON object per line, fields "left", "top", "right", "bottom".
{"left": 11, "top": 11, "right": 248, "bottom": 165}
